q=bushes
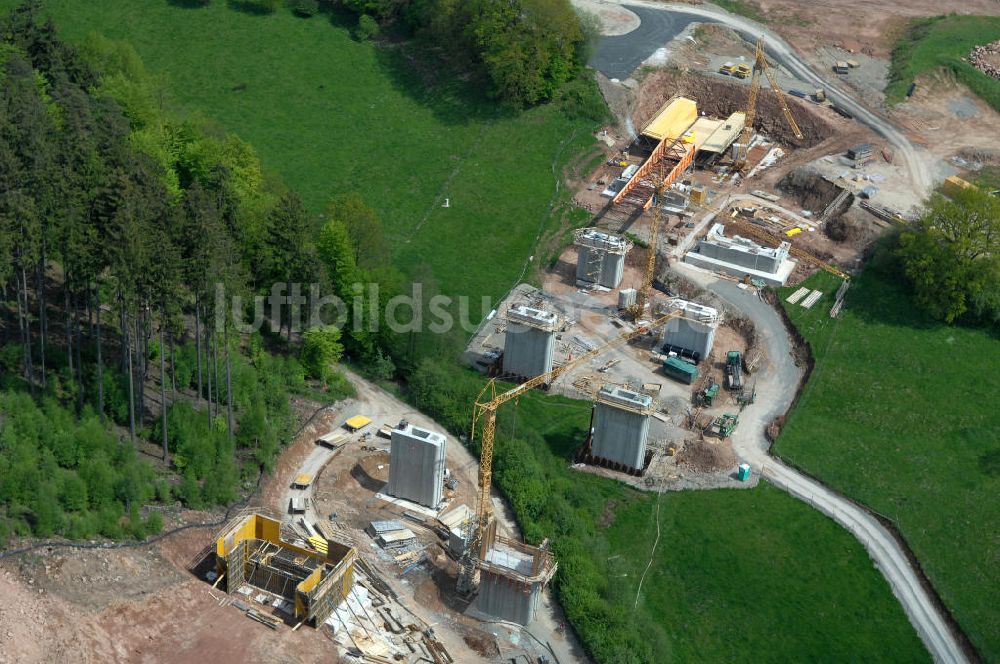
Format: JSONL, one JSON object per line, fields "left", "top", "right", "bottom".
{"left": 356, "top": 14, "right": 379, "bottom": 40}
{"left": 291, "top": 0, "right": 320, "bottom": 17}
{"left": 0, "top": 392, "right": 164, "bottom": 542}
{"left": 300, "top": 325, "right": 345, "bottom": 383}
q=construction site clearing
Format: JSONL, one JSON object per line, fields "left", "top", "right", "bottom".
{"left": 173, "top": 47, "right": 888, "bottom": 664}
{"left": 462, "top": 61, "right": 890, "bottom": 495}
{"left": 170, "top": 379, "right": 581, "bottom": 664}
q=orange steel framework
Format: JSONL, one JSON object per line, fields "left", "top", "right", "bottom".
{"left": 612, "top": 139, "right": 695, "bottom": 209}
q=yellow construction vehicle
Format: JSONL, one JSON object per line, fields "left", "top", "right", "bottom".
{"left": 733, "top": 63, "right": 752, "bottom": 79}
{"left": 734, "top": 36, "right": 804, "bottom": 172}
{"left": 456, "top": 308, "right": 684, "bottom": 595}
{"left": 719, "top": 62, "right": 737, "bottom": 75}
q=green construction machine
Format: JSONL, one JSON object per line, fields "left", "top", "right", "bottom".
{"left": 697, "top": 379, "right": 720, "bottom": 406}
{"left": 707, "top": 413, "right": 739, "bottom": 439}
{"left": 724, "top": 351, "right": 743, "bottom": 390}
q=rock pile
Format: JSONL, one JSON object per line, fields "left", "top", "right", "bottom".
{"left": 970, "top": 41, "right": 1000, "bottom": 80}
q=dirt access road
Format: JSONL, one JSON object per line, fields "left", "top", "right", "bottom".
{"left": 282, "top": 369, "right": 593, "bottom": 664}
{"left": 673, "top": 260, "right": 967, "bottom": 664}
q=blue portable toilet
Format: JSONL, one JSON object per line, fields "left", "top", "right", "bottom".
{"left": 737, "top": 463, "right": 751, "bottom": 482}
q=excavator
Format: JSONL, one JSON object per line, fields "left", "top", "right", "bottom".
{"left": 733, "top": 36, "right": 804, "bottom": 172}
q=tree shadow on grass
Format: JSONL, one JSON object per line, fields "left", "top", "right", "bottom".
{"left": 370, "top": 31, "right": 520, "bottom": 127}
{"left": 842, "top": 240, "right": 1000, "bottom": 342}
{"left": 226, "top": 0, "right": 277, "bottom": 16}
{"left": 166, "top": 0, "right": 210, "bottom": 8}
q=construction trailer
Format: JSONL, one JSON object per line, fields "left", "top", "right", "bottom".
{"left": 475, "top": 535, "right": 557, "bottom": 626}
{"left": 660, "top": 298, "right": 720, "bottom": 363}
{"left": 590, "top": 386, "right": 654, "bottom": 472}
{"left": 214, "top": 512, "right": 356, "bottom": 627}
{"left": 574, "top": 229, "right": 632, "bottom": 288}
{"left": 386, "top": 421, "right": 447, "bottom": 509}
{"left": 663, "top": 356, "right": 699, "bottom": 385}
{"left": 502, "top": 304, "right": 558, "bottom": 379}
{"left": 685, "top": 222, "right": 796, "bottom": 286}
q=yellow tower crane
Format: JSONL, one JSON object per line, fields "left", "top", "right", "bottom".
{"left": 734, "top": 36, "right": 804, "bottom": 172}
{"left": 456, "top": 308, "right": 683, "bottom": 595}
{"left": 630, "top": 198, "right": 664, "bottom": 319}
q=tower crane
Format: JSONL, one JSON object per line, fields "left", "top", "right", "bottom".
{"left": 629, "top": 189, "right": 664, "bottom": 319}
{"left": 456, "top": 308, "right": 683, "bottom": 595}
{"left": 734, "top": 36, "right": 804, "bottom": 172}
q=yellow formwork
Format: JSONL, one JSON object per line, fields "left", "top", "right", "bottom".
{"left": 641, "top": 97, "right": 698, "bottom": 141}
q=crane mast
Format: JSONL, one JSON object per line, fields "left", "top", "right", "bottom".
{"left": 734, "top": 36, "right": 804, "bottom": 172}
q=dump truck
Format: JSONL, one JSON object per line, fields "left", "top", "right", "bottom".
{"left": 707, "top": 413, "right": 739, "bottom": 439}
{"left": 663, "top": 356, "right": 699, "bottom": 385}
{"left": 725, "top": 351, "right": 743, "bottom": 390}
{"left": 719, "top": 61, "right": 736, "bottom": 75}
{"left": 733, "top": 63, "right": 751, "bottom": 79}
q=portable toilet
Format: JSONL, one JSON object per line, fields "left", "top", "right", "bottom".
{"left": 737, "top": 463, "right": 751, "bottom": 482}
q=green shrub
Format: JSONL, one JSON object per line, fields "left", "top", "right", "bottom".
{"left": 300, "top": 325, "right": 344, "bottom": 383}
{"left": 356, "top": 14, "right": 379, "bottom": 41}
{"left": 291, "top": 0, "right": 319, "bottom": 17}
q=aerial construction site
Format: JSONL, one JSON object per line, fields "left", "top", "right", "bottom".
{"left": 3, "top": 1, "right": 994, "bottom": 663}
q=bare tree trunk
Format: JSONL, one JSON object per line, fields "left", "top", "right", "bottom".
{"left": 160, "top": 316, "right": 168, "bottom": 463}
{"left": 205, "top": 311, "right": 213, "bottom": 426}
{"left": 15, "top": 268, "right": 31, "bottom": 390}
{"left": 126, "top": 315, "right": 136, "bottom": 444}
{"left": 225, "top": 322, "right": 233, "bottom": 444}
{"left": 74, "top": 295, "right": 84, "bottom": 408}
{"left": 212, "top": 325, "right": 220, "bottom": 420}
{"left": 169, "top": 330, "right": 176, "bottom": 402}
{"left": 195, "top": 298, "right": 203, "bottom": 402}
{"left": 65, "top": 287, "right": 74, "bottom": 380}
{"left": 119, "top": 292, "right": 127, "bottom": 373}
{"left": 135, "top": 314, "right": 144, "bottom": 420}
{"left": 36, "top": 254, "right": 45, "bottom": 388}
{"left": 20, "top": 264, "right": 33, "bottom": 392}
{"left": 95, "top": 284, "right": 105, "bottom": 423}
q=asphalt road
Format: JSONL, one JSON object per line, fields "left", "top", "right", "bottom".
{"left": 589, "top": 5, "right": 714, "bottom": 80}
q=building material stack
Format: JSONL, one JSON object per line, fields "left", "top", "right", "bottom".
{"left": 846, "top": 143, "right": 874, "bottom": 169}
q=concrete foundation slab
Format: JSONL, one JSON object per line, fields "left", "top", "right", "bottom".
{"left": 684, "top": 251, "right": 796, "bottom": 286}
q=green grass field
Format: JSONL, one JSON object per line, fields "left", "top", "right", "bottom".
{"left": 486, "top": 389, "right": 928, "bottom": 663}
{"left": 13, "top": 0, "right": 599, "bottom": 312}
{"left": 886, "top": 14, "right": 1000, "bottom": 110}
{"left": 776, "top": 253, "right": 1000, "bottom": 660}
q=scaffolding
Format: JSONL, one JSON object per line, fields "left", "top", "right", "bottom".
{"left": 475, "top": 535, "right": 557, "bottom": 626}
{"left": 214, "top": 512, "right": 356, "bottom": 626}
